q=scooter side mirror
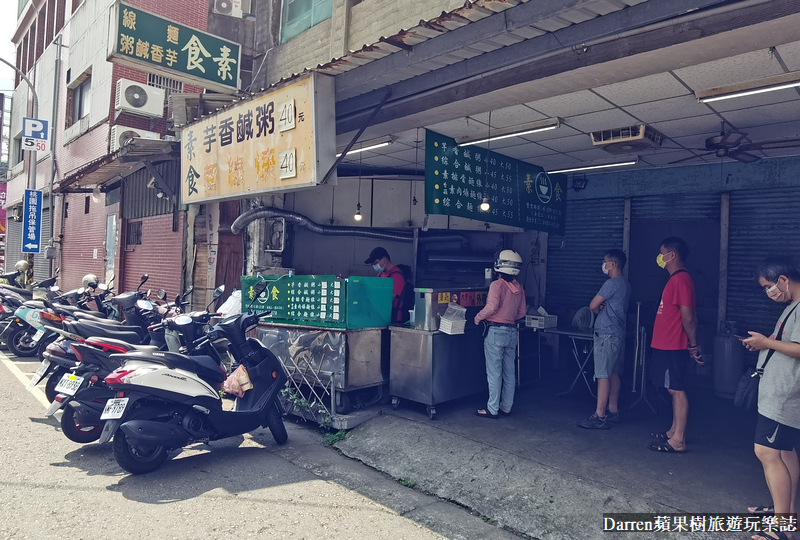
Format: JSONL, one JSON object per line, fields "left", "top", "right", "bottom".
{"left": 137, "top": 274, "right": 149, "bottom": 291}
{"left": 157, "top": 289, "right": 167, "bottom": 301}
{"left": 212, "top": 284, "right": 225, "bottom": 299}
{"left": 97, "top": 283, "right": 108, "bottom": 292}
{"left": 182, "top": 285, "right": 194, "bottom": 297}
{"left": 77, "top": 287, "right": 86, "bottom": 295}
{"left": 50, "top": 285, "right": 60, "bottom": 292}
{"left": 246, "top": 281, "right": 268, "bottom": 312}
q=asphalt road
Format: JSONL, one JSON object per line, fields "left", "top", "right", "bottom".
{"left": 0, "top": 352, "right": 506, "bottom": 540}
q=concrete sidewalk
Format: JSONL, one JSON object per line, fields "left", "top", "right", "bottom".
{"left": 332, "top": 384, "right": 768, "bottom": 540}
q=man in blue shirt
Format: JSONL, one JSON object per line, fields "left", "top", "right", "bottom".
{"left": 579, "top": 249, "right": 632, "bottom": 429}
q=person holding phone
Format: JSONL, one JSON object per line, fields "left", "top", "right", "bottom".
{"left": 741, "top": 257, "right": 800, "bottom": 540}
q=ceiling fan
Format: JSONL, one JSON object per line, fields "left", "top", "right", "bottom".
{"left": 668, "top": 122, "right": 800, "bottom": 165}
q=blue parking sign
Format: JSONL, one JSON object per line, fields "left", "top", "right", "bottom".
{"left": 22, "top": 189, "right": 42, "bottom": 254}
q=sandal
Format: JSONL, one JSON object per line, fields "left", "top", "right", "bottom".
{"left": 752, "top": 531, "right": 789, "bottom": 540}
{"left": 651, "top": 431, "right": 670, "bottom": 440}
{"left": 476, "top": 409, "right": 499, "bottom": 419}
{"left": 648, "top": 441, "right": 686, "bottom": 453}
{"left": 499, "top": 409, "right": 511, "bottom": 416}
{"left": 748, "top": 505, "right": 775, "bottom": 515}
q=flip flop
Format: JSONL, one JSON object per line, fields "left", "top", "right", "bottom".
{"left": 648, "top": 441, "right": 685, "bottom": 453}
{"left": 499, "top": 410, "right": 511, "bottom": 416}
{"left": 650, "top": 431, "right": 669, "bottom": 440}
{"left": 752, "top": 531, "right": 790, "bottom": 540}
{"left": 476, "top": 409, "right": 499, "bottom": 419}
{"left": 748, "top": 505, "right": 775, "bottom": 515}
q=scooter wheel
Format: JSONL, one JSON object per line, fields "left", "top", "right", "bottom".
{"left": 45, "top": 367, "right": 68, "bottom": 403}
{"left": 7, "top": 326, "right": 38, "bottom": 357}
{"left": 112, "top": 428, "right": 168, "bottom": 474}
{"left": 265, "top": 401, "right": 288, "bottom": 445}
{"left": 60, "top": 406, "right": 103, "bottom": 444}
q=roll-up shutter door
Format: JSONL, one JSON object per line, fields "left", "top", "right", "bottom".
{"left": 631, "top": 193, "right": 720, "bottom": 222}
{"left": 6, "top": 218, "right": 22, "bottom": 273}
{"left": 547, "top": 198, "right": 625, "bottom": 310}
{"left": 33, "top": 205, "right": 52, "bottom": 281}
{"left": 728, "top": 187, "right": 800, "bottom": 335}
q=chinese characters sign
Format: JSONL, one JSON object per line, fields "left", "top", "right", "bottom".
{"left": 108, "top": 2, "right": 241, "bottom": 93}
{"left": 425, "top": 130, "right": 566, "bottom": 234}
{"left": 22, "top": 190, "right": 42, "bottom": 254}
{"left": 181, "top": 73, "right": 336, "bottom": 203}
{"left": 241, "top": 275, "right": 346, "bottom": 326}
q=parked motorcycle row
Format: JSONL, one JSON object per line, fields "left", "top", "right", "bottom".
{"left": 2, "top": 271, "right": 287, "bottom": 475}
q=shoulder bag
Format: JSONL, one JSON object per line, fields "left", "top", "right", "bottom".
{"left": 734, "top": 302, "right": 800, "bottom": 409}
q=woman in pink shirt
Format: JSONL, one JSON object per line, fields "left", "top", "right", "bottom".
{"left": 474, "top": 250, "right": 527, "bottom": 419}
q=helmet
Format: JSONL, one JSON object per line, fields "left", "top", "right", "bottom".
{"left": 494, "top": 249, "right": 522, "bottom": 276}
{"left": 82, "top": 273, "right": 99, "bottom": 288}
{"left": 14, "top": 260, "right": 29, "bottom": 272}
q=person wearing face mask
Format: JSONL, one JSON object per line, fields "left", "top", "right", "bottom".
{"left": 648, "top": 237, "right": 703, "bottom": 453}
{"left": 578, "top": 249, "right": 631, "bottom": 429}
{"left": 364, "top": 247, "right": 409, "bottom": 324}
{"left": 741, "top": 257, "right": 800, "bottom": 540}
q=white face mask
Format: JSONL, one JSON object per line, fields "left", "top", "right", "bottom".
{"left": 602, "top": 262, "right": 610, "bottom": 275}
{"left": 373, "top": 263, "right": 383, "bottom": 273}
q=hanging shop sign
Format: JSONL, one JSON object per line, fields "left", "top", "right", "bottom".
{"left": 180, "top": 73, "right": 336, "bottom": 203}
{"left": 425, "top": 130, "right": 566, "bottom": 234}
{"left": 107, "top": 1, "right": 241, "bottom": 93}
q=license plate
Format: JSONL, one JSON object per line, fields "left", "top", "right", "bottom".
{"left": 33, "top": 329, "right": 45, "bottom": 341}
{"left": 100, "top": 398, "right": 129, "bottom": 420}
{"left": 54, "top": 374, "right": 84, "bottom": 396}
{"left": 26, "top": 359, "right": 50, "bottom": 390}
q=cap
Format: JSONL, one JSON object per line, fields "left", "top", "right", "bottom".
{"left": 364, "top": 247, "right": 390, "bottom": 264}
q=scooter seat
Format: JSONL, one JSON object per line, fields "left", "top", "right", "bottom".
{"left": 119, "top": 350, "right": 226, "bottom": 384}
{"left": 66, "top": 321, "right": 145, "bottom": 344}
{"left": 85, "top": 336, "right": 158, "bottom": 353}
{"left": 23, "top": 300, "right": 45, "bottom": 309}
{"left": 69, "top": 311, "right": 113, "bottom": 322}
{"left": 69, "top": 319, "right": 147, "bottom": 339}
{"left": 0, "top": 285, "right": 31, "bottom": 297}
{"left": 57, "top": 305, "right": 107, "bottom": 319}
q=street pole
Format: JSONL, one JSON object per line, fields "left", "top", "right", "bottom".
{"left": 48, "top": 35, "right": 63, "bottom": 276}
{"left": 0, "top": 56, "right": 38, "bottom": 284}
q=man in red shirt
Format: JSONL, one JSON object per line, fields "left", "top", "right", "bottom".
{"left": 365, "top": 247, "right": 408, "bottom": 324}
{"left": 649, "top": 237, "right": 704, "bottom": 453}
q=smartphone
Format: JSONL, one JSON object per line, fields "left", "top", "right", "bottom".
{"left": 734, "top": 334, "right": 748, "bottom": 340}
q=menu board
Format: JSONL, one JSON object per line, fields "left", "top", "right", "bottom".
{"left": 425, "top": 129, "right": 566, "bottom": 234}
{"left": 242, "top": 275, "right": 345, "bottom": 324}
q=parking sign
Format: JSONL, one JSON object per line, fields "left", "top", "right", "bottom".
{"left": 22, "top": 190, "right": 42, "bottom": 254}
{"left": 22, "top": 118, "right": 49, "bottom": 153}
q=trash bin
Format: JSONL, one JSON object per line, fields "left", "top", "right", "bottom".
{"left": 714, "top": 328, "right": 745, "bottom": 399}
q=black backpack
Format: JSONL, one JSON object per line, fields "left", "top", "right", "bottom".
{"left": 391, "top": 264, "right": 415, "bottom": 322}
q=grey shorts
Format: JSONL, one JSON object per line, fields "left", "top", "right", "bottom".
{"left": 594, "top": 333, "right": 624, "bottom": 379}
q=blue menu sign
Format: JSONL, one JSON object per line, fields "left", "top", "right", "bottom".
{"left": 22, "top": 189, "right": 42, "bottom": 254}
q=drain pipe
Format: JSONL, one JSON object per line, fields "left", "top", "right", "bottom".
{"left": 230, "top": 206, "right": 468, "bottom": 245}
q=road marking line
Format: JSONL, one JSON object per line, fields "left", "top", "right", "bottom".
{"left": 0, "top": 352, "right": 50, "bottom": 408}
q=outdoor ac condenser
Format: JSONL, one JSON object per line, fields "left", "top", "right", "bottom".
{"left": 109, "top": 125, "right": 161, "bottom": 153}
{"left": 115, "top": 79, "right": 166, "bottom": 119}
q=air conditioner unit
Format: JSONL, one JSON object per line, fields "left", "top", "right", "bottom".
{"left": 212, "top": 0, "right": 251, "bottom": 18}
{"left": 590, "top": 124, "right": 664, "bottom": 155}
{"left": 115, "top": 79, "right": 166, "bottom": 119}
{"left": 110, "top": 126, "right": 160, "bottom": 153}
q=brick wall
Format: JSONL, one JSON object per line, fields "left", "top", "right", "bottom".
{"left": 122, "top": 212, "right": 184, "bottom": 298}
{"left": 59, "top": 192, "right": 118, "bottom": 290}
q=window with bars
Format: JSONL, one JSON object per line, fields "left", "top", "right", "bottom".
{"left": 147, "top": 74, "right": 183, "bottom": 116}
{"left": 126, "top": 221, "right": 142, "bottom": 245}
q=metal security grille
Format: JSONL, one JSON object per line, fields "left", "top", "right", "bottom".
{"left": 126, "top": 221, "right": 142, "bottom": 245}
{"left": 728, "top": 187, "right": 800, "bottom": 335}
{"left": 547, "top": 198, "right": 625, "bottom": 310}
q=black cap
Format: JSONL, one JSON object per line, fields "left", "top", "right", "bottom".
{"left": 364, "top": 247, "right": 390, "bottom": 264}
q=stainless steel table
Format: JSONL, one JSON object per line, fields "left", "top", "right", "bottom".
{"left": 544, "top": 326, "right": 596, "bottom": 397}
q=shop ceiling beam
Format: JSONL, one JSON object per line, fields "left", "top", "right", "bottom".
{"left": 336, "top": 0, "right": 793, "bottom": 133}
{"left": 335, "top": 0, "right": 617, "bottom": 97}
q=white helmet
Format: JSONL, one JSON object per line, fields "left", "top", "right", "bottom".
{"left": 82, "top": 274, "right": 99, "bottom": 288}
{"left": 494, "top": 249, "right": 523, "bottom": 276}
{"left": 14, "top": 260, "right": 29, "bottom": 272}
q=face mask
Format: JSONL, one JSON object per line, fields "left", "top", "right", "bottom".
{"left": 602, "top": 263, "right": 610, "bottom": 275}
{"left": 766, "top": 281, "right": 791, "bottom": 302}
{"left": 656, "top": 252, "right": 674, "bottom": 269}
{"left": 373, "top": 263, "right": 383, "bottom": 273}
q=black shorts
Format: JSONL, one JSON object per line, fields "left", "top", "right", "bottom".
{"left": 755, "top": 414, "right": 800, "bottom": 451}
{"left": 649, "top": 349, "right": 689, "bottom": 391}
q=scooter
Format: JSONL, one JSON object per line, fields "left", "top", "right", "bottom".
{"left": 2, "top": 277, "right": 66, "bottom": 357}
{"left": 101, "top": 281, "right": 287, "bottom": 474}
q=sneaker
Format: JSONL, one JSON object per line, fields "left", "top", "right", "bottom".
{"left": 578, "top": 413, "right": 610, "bottom": 429}
{"left": 606, "top": 410, "right": 622, "bottom": 424}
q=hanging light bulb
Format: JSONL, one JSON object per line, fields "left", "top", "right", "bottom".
{"left": 480, "top": 195, "right": 490, "bottom": 212}
{"left": 354, "top": 203, "right": 363, "bottom": 221}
